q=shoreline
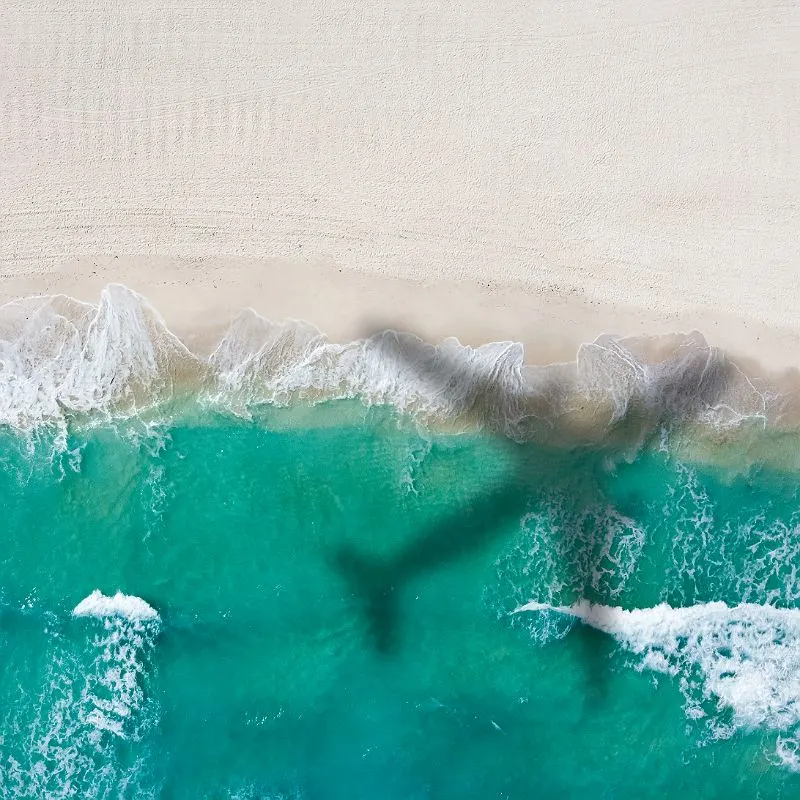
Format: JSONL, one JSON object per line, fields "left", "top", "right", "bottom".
{"left": 3, "top": 0, "right": 798, "bottom": 415}
{"left": 1, "top": 279, "right": 799, "bottom": 472}
{"left": 1, "top": 256, "right": 798, "bottom": 379}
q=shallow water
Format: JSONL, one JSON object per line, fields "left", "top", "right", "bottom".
{"left": 2, "top": 401, "right": 800, "bottom": 798}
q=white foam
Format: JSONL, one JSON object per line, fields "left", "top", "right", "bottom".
{"left": 0, "top": 284, "right": 771, "bottom": 442}
{"left": 1, "top": 599, "right": 161, "bottom": 796}
{"left": 491, "top": 495, "right": 646, "bottom": 640}
{"left": 0, "top": 284, "right": 198, "bottom": 431}
{"left": 208, "top": 315, "right": 531, "bottom": 433}
{"left": 652, "top": 462, "right": 800, "bottom": 608}
{"left": 515, "top": 599, "right": 800, "bottom": 767}
{"left": 78, "top": 611, "right": 160, "bottom": 744}
{"left": 73, "top": 590, "right": 159, "bottom": 621}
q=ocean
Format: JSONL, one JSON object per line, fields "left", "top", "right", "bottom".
{"left": 1, "top": 286, "right": 800, "bottom": 798}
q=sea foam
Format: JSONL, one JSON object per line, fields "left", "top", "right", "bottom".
{"left": 73, "top": 589, "right": 159, "bottom": 621}
{"left": 0, "top": 284, "right": 773, "bottom": 450}
{"left": 515, "top": 599, "right": 800, "bottom": 769}
{"left": 1, "top": 592, "right": 161, "bottom": 796}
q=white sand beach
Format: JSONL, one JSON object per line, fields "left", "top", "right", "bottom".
{"left": 1, "top": 0, "right": 798, "bottom": 372}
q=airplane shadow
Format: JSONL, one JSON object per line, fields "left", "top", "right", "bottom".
{"left": 326, "top": 325, "right": 736, "bottom": 702}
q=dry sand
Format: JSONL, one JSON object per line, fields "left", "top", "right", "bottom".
{"left": 1, "top": 1, "right": 798, "bottom": 374}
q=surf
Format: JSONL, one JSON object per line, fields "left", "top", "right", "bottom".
{"left": 1, "top": 287, "right": 800, "bottom": 795}
{"left": 1, "top": 592, "right": 161, "bottom": 797}
{"left": 514, "top": 599, "right": 800, "bottom": 770}
{"left": 0, "top": 285, "right": 784, "bottom": 465}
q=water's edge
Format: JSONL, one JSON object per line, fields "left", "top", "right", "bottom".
{"left": 1, "top": 283, "right": 797, "bottom": 470}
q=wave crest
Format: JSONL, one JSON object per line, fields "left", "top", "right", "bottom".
{"left": 73, "top": 590, "right": 159, "bottom": 621}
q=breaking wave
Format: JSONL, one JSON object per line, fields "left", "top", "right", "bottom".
{"left": 0, "top": 284, "right": 781, "bottom": 455}
{"left": 73, "top": 589, "right": 159, "bottom": 621}
{"left": 514, "top": 599, "right": 800, "bottom": 772}
{"left": 0, "top": 593, "right": 161, "bottom": 797}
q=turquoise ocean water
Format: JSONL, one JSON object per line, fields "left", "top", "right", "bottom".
{"left": 2, "top": 287, "right": 800, "bottom": 798}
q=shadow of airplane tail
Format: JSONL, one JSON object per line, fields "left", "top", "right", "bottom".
{"left": 333, "top": 544, "right": 400, "bottom": 655}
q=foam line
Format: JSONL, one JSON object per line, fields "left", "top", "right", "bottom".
{"left": 0, "top": 284, "right": 771, "bottom": 444}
